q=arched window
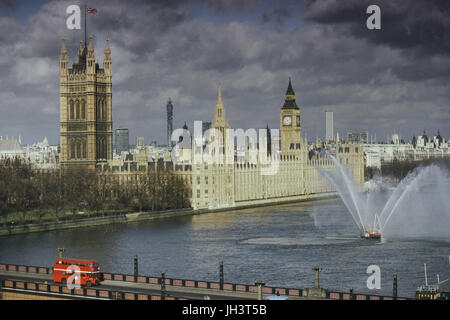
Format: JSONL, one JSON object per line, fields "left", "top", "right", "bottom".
{"left": 69, "top": 101, "right": 74, "bottom": 120}
{"left": 97, "top": 100, "right": 101, "bottom": 120}
{"left": 75, "top": 101, "right": 80, "bottom": 120}
{"left": 76, "top": 142, "right": 81, "bottom": 159}
{"left": 70, "top": 141, "right": 75, "bottom": 159}
{"left": 82, "top": 140, "right": 86, "bottom": 159}
{"left": 102, "top": 100, "right": 106, "bottom": 120}
{"left": 81, "top": 100, "right": 86, "bottom": 119}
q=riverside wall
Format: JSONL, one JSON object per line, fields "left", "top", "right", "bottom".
{"left": 0, "top": 192, "right": 338, "bottom": 237}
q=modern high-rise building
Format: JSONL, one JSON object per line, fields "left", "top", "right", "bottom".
{"left": 115, "top": 128, "right": 129, "bottom": 155}
{"left": 325, "top": 111, "right": 334, "bottom": 142}
{"left": 167, "top": 98, "right": 174, "bottom": 148}
{"left": 59, "top": 36, "right": 113, "bottom": 169}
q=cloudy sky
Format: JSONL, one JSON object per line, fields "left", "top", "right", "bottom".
{"left": 0, "top": 0, "right": 449, "bottom": 145}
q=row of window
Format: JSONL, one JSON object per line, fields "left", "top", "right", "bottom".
{"left": 96, "top": 139, "right": 108, "bottom": 160}
{"left": 70, "top": 141, "right": 87, "bottom": 159}
{"left": 68, "top": 139, "right": 108, "bottom": 160}
{"left": 68, "top": 99, "right": 108, "bottom": 121}
{"left": 338, "top": 147, "right": 358, "bottom": 153}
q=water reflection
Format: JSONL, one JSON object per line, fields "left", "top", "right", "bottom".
{"left": 0, "top": 198, "right": 448, "bottom": 297}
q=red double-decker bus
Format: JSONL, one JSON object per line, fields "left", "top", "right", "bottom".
{"left": 53, "top": 258, "right": 102, "bottom": 287}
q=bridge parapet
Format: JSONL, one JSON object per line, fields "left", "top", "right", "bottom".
{"left": 0, "top": 279, "right": 185, "bottom": 300}
{"left": 0, "top": 262, "right": 408, "bottom": 300}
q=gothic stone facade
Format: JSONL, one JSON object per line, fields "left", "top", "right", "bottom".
{"left": 59, "top": 39, "right": 364, "bottom": 210}
{"left": 94, "top": 81, "right": 364, "bottom": 211}
{"left": 189, "top": 81, "right": 363, "bottom": 209}
{"left": 59, "top": 37, "right": 113, "bottom": 170}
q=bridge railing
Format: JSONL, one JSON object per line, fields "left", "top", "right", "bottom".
{"left": 0, "top": 279, "right": 185, "bottom": 300}
{"left": 0, "top": 263, "right": 52, "bottom": 275}
{"left": 101, "top": 271, "right": 302, "bottom": 297}
{"left": 0, "top": 262, "right": 407, "bottom": 300}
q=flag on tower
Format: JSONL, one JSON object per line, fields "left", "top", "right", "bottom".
{"left": 86, "top": 7, "right": 97, "bottom": 13}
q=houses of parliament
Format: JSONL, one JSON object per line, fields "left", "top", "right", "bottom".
{"left": 59, "top": 38, "right": 364, "bottom": 210}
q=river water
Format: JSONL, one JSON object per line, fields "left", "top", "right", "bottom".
{"left": 1, "top": 198, "right": 449, "bottom": 298}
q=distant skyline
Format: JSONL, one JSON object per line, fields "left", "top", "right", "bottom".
{"left": 0, "top": 0, "right": 449, "bottom": 145}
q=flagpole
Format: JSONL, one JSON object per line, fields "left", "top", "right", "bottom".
{"left": 84, "top": 3, "right": 87, "bottom": 47}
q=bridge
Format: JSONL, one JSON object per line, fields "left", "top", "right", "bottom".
{"left": 0, "top": 262, "right": 407, "bottom": 300}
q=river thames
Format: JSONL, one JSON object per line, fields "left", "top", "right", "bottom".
{"left": 1, "top": 198, "right": 449, "bottom": 298}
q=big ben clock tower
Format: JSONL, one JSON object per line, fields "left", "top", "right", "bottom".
{"left": 280, "top": 77, "right": 301, "bottom": 155}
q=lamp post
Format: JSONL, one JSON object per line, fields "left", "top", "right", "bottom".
{"left": 134, "top": 255, "right": 138, "bottom": 277}
{"left": 393, "top": 273, "right": 398, "bottom": 298}
{"left": 219, "top": 260, "right": 224, "bottom": 290}
{"left": 312, "top": 266, "right": 322, "bottom": 289}
{"left": 255, "top": 281, "right": 265, "bottom": 300}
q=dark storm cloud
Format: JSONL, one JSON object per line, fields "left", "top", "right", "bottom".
{"left": 261, "top": 6, "right": 294, "bottom": 26}
{"left": 0, "top": 0, "right": 448, "bottom": 146}
{"left": 0, "top": 0, "right": 18, "bottom": 15}
{"left": 303, "top": 0, "right": 450, "bottom": 56}
{"left": 206, "top": 0, "right": 267, "bottom": 14}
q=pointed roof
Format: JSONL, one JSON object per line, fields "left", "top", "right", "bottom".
{"left": 286, "top": 77, "right": 295, "bottom": 95}
{"left": 104, "top": 38, "right": 111, "bottom": 56}
{"left": 60, "top": 38, "right": 67, "bottom": 55}
{"left": 77, "top": 40, "right": 84, "bottom": 56}
{"left": 87, "top": 35, "right": 94, "bottom": 52}
{"left": 211, "top": 85, "right": 229, "bottom": 129}
{"left": 282, "top": 77, "right": 299, "bottom": 109}
{"left": 217, "top": 85, "right": 223, "bottom": 108}
{"left": 183, "top": 122, "right": 188, "bottom": 130}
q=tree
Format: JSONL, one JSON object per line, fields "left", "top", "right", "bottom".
{"left": 10, "top": 159, "right": 38, "bottom": 224}
{"left": 63, "top": 166, "right": 89, "bottom": 217}
{"left": 42, "top": 169, "right": 66, "bottom": 221}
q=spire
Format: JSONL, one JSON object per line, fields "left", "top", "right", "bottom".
{"left": 87, "top": 35, "right": 94, "bottom": 52}
{"left": 60, "top": 38, "right": 67, "bottom": 55}
{"left": 183, "top": 121, "right": 188, "bottom": 130}
{"left": 217, "top": 85, "right": 223, "bottom": 108}
{"left": 282, "top": 77, "right": 298, "bottom": 109}
{"left": 104, "top": 38, "right": 111, "bottom": 57}
{"left": 211, "top": 85, "right": 229, "bottom": 129}
{"left": 77, "top": 40, "right": 84, "bottom": 57}
{"left": 286, "top": 77, "right": 295, "bottom": 96}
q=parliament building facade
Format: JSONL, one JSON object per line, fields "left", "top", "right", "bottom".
{"left": 59, "top": 39, "right": 364, "bottom": 210}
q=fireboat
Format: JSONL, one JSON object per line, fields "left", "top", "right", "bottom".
{"left": 361, "top": 214, "right": 382, "bottom": 240}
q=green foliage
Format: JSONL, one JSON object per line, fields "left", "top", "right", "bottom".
{"left": 0, "top": 158, "right": 191, "bottom": 225}
{"left": 379, "top": 158, "right": 450, "bottom": 181}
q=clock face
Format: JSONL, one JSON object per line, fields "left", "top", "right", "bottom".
{"left": 283, "top": 116, "right": 291, "bottom": 126}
